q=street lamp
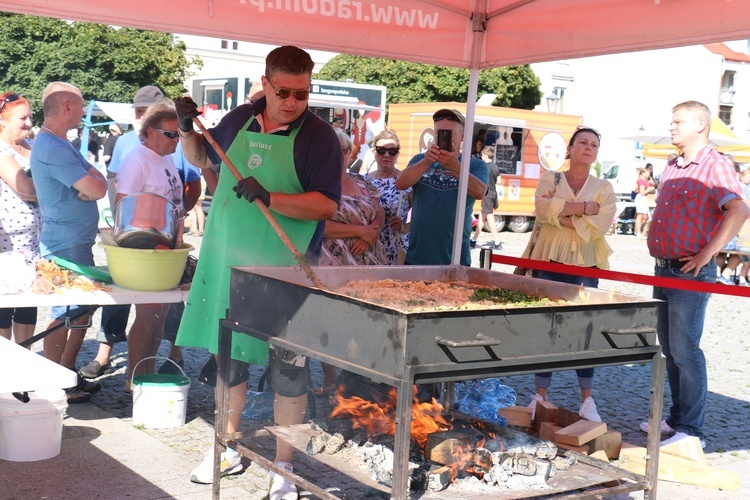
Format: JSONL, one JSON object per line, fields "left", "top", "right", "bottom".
{"left": 546, "top": 91, "right": 561, "bottom": 113}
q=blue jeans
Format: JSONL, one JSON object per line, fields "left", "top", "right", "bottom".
{"left": 653, "top": 263, "right": 715, "bottom": 439}
{"left": 533, "top": 268, "right": 598, "bottom": 389}
{"left": 44, "top": 244, "right": 97, "bottom": 320}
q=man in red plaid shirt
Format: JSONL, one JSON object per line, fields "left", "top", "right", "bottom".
{"left": 643, "top": 101, "right": 749, "bottom": 448}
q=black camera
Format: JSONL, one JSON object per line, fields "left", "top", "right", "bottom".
{"left": 436, "top": 129, "right": 452, "bottom": 152}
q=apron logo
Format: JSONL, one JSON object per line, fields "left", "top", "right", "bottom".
{"left": 248, "top": 153, "right": 263, "bottom": 169}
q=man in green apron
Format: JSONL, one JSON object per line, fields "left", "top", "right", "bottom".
{"left": 174, "top": 46, "right": 341, "bottom": 498}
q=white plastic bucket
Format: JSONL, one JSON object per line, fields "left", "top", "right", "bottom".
{"left": 131, "top": 356, "right": 190, "bottom": 429}
{"left": 0, "top": 389, "right": 67, "bottom": 461}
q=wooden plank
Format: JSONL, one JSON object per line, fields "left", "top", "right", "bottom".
{"left": 587, "top": 430, "right": 622, "bottom": 460}
{"left": 618, "top": 447, "right": 739, "bottom": 491}
{"left": 555, "top": 442, "right": 589, "bottom": 455}
{"left": 590, "top": 450, "right": 609, "bottom": 462}
{"left": 533, "top": 401, "right": 557, "bottom": 433}
{"left": 660, "top": 436, "right": 706, "bottom": 464}
{"left": 539, "top": 421, "right": 562, "bottom": 442}
{"left": 555, "top": 420, "right": 607, "bottom": 446}
{"left": 498, "top": 406, "right": 533, "bottom": 428}
{"left": 554, "top": 407, "right": 583, "bottom": 427}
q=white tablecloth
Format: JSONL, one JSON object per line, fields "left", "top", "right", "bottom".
{"left": 0, "top": 286, "right": 188, "bottom": 308}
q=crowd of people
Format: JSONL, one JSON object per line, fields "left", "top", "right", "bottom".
{"left": 1, "top": 45, "right": 748, "bottom": 498}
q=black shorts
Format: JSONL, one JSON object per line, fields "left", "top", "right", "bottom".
{"left": 197, "top": 354, "right": 251, "bottom": 388}
{"left": 481, "top": 195, "right": 498, "bottom": 215}
{"left": 0, "top": 307, "right": 37, "bottom": 329}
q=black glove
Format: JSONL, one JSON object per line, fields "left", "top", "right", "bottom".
{"left": 174, "top": 97, "right": 199, "bottom": 132}
{"left": 233, "top": 176, "right": 271, "bottom": 207}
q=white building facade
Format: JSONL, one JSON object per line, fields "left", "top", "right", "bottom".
{"left": 531, "top": 41, "right": 750, "bottom": 166}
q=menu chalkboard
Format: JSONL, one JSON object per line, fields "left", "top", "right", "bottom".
{"left": 494, "top": 144, "right": 518, "bottom": 175}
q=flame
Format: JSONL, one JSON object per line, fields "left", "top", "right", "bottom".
{"left": 330, "top": 386, "right": 451, "bottom": 449}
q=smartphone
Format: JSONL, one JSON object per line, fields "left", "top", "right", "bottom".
{"left": 437, "top": 129, "right": 453, "bottom": 152}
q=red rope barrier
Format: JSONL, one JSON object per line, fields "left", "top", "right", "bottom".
{"left": 487, "top": 252, "right": 750, "bottom": 298}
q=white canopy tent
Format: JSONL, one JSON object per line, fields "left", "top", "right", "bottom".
{"left": 3, "top": 0, "right": 750, "bottom": 263}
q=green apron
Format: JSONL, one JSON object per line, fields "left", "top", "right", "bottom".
{"left": 176, "top": 116, "right": 317, "bottom": 364}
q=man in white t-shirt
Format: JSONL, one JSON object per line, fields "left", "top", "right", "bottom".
{"left": 115, "top": 101, "right": 184, "bottom": 385}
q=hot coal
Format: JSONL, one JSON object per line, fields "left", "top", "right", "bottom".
{"left": 495, "top": 452, "right": 537, "bottom": 476}
{"left": 552, "top": 455, "right": 577, "bottom": 471}
{"left": 324, "top": 432, "right": 346, "bottom": 454}
{"left": 306, "top": 433, "right": 328, "bottom": 455}
{"left": 472, "top": 447, "right": 493, "bottom": 473}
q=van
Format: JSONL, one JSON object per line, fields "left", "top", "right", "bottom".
{"left": 601, "top": 161, "right": 645, "bottom": 201}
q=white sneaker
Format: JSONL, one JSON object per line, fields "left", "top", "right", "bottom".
{"left": 527, "top": 394, "right": 544, "bottom": 420}
{"left": 639, "top": 419, "right": 675, "bottom": 435}
{"left": 189, "top": 446, "right": 243, "bottom": 484}
{"left": 660, "top": 431, "right": 706, "bottom": 449}
{"left": 578, "top": 397, "right": 601, "bottom": 422}
{"left": 268, "top": 461, "right": 298, "bottom": 500}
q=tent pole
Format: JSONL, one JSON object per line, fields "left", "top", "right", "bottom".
{"left": 451, "top": 3, "right": 486, "bottom": 265}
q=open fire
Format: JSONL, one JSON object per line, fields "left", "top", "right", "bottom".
{"left": 308, "top": 384, "right": 569, "bottom": 494}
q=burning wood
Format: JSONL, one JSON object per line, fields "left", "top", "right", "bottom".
{"left": 304, "top": 385, "right": 575, "bottom": 494}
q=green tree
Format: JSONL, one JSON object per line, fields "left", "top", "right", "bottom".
{"left": 315, "top": 54, "right": 541, "bottom": 109}
{"left": 0, "top": 13, "right": 201, "bottom": 125}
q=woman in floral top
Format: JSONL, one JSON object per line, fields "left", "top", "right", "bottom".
{"left": 0, "top": 92, "right": 41, "bottom": 344}
{"left": 364, "top": 130, "right": 410, "bottom": 265}
{"left": 319, "top": 130, "right": 387, "bottom": 266}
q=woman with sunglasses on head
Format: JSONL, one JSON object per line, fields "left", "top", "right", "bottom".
{"left": 365, "top": 130, "right": 411, "bottom": 265}
{"left": 0, "top": 92, "right": 41, "bottom": 345}
{"left": 526, "top": 126, "right": 617, "bottom": 423}
{"left": 115, "top": 101, "right": 185, "bottom": 386}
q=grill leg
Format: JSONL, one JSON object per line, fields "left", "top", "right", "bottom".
{"left": 392, "top": 378, "right": 413, "bottom": 500}
{"left": 644, "top": 347, "right": 665, "bottom": 500}
{"left": 213, "top": 318, "right": 232, "bottom": 500}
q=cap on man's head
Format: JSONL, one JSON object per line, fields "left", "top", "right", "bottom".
{"left": 132, "top": 85, "right": 165, "bottom": 108}
{"left": 433, "top": 108, "right": 465, "bottom": 128}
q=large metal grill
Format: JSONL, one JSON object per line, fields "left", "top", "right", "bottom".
{"left": 212, "top": 265, "right": 665, "bottom": 499}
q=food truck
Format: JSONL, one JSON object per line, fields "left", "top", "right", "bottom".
{"left": 388, "top": 102, "right": 582, "bottom": 232}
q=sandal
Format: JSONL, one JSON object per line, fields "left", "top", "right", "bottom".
{"left": 313, "top": 383, "right": 337, "bottom": 397}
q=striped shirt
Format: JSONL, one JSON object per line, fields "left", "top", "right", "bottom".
{"left": 648, "top": 145, "right": 743, "bottom": 259}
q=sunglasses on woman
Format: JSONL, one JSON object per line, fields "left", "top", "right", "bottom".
{"left": 157, "top": 129, "right": 180, "bottom": 139}
{"left": 267, "top": 79, "right": 310, "bottom": 101}
{"left": 375, "top": 147, "right": 400, "bottom": 156}
{"left": 0, "top": 93, "right": 20, "bottom": 114}
{"left": 574, "top": 125, "right": 601, "bottom": 140}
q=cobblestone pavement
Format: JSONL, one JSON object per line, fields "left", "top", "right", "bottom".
{"left": 28, "top": 230, "right": 749, "bottom": 498}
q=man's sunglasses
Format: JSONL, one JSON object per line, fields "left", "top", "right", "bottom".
{"left": 375, "top": 147, "right": 400, "bottom": 156}
{"left": 267, "top": 79, "right": 310, "bottom": 101}
{"left": 157, "top": 129, "right": 180, "bottom": 139}
{"left": 0, "top": 93, "right": 20, "bottom": 114}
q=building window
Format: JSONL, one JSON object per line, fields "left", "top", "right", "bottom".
{"left": 221, "top": 40, "right": 228, "bottom": 49}
{"left": 720, "top": 71, "right": 736, "bottom": 105}
{"left": 719, "top": 105, "right": 732, "bottom": 126}
{"left": 232, "top": 41, "right": 239, "bottom": 50}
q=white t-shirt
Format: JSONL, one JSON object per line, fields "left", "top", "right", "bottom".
{"left": 116, "top": 144, "right": 183, "bottom": 207}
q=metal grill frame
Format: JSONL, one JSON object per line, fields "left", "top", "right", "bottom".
{"left": 210, "top": 266, "right": 665, "bottom": 499}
